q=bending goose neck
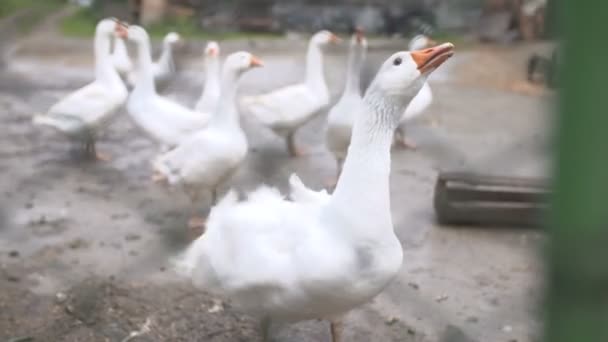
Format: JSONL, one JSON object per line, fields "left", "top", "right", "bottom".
{"left": 114, "top": 38, "right": 128, "bottom": 57}
{"left": 203, "top": 57, "right": 220, "bottom": 92}
{"left": 94, "top": 32, "right": 120, "bottom": 84}
{"left": 305, "top": 41, "right": 327, "bottom": 94}
{"left": 133, "top": 38, "right": 156, "bottom": 95}
{"left": 158, "top": 41, "right": 175, "bottom": 72}
{"left": 343, "top": 44, "right": 364, "bottom": 96}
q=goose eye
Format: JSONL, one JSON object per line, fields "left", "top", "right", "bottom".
{"left": 393, "top": 57, "right": 402, "bottom": 66}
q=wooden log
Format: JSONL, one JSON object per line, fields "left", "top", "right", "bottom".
{"left": 433, "top": 171, "right": 550, "bottom": 227}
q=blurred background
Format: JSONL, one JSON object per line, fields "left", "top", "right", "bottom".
{"left": 0, "top": 1, "right": 568, "bottom": 342}
{"left": 1, "top": 0, "right": 555, "bottom": 39}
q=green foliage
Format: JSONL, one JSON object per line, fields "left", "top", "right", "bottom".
{"left": 0, "top": 0, "right": 65, "bottom": 18}
{"left": 61, "top": 7, "right": 281, "bottom": 40}
{"left": 60, "top": 7, "right": 98, "bottom": 37}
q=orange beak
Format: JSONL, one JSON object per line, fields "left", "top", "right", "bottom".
{"left": 115, "top": 22, "right": 129, "bottom": 39}
{"left": 411, "top": 42, "right": 454, "bottom": 74}
{"left": 329, "top": 33, "right": 341, "bottom": 44}
{"left": 249, "top": 55, "right": 264, "bottom": 67}
{"left": 207, "top": 47, "right": 218, "bottom": 56}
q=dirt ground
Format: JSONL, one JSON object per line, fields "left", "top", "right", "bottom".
{"left": 0, "top": 24, "right": 554, "bottom": 342}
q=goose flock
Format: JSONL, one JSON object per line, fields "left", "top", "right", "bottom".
{"left": 32, "top": 17, "right": 454, "bottom": 342}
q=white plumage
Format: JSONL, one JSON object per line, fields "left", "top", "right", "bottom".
{"left": 33, "top": 18, "right": 128, "bottom": 158}
{"left": 240, "top": 30, "right": 339, "bottom": 156}
{"left": 124, "top": 26, "right": 208, "bottom": 150}
{"left": 174, "top": 43, "right": 455, "bottom": 341}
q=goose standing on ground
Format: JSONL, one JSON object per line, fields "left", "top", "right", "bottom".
{"left": 33, "top": 18, "right": 128, "bottom": 160}
{"left": 127, "top": 31, "right": 181, "bottom": 89}
{"left": 240, "top": 30, "right": 339, "bottom": 157}
{"left": 124, "top": 25, "right": 208, "bottom": 153}
{"left": 194, "top": 41, "right": 221, "bottom": 114}
{"left": 325, "top": 28, "right": 367, "bottom": 184}
{"left": 111, "top": 36, "right": 133, "bottom": 78}
{"left": 154, "top": 52, "right": 263, "bottom": 232}
{"left": 394, "top": 34, "right": 438, "bottom": 148}
{"left": 175, "top": 43, "right": 455, "bottom": 341}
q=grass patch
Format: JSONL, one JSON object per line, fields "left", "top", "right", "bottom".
{"left": 0, "top": 0, "right": 65, "bottom": 34}
{"left": 61, "top": 8, "right": 282, "bottom": 40}
{"left": 431, "top": 31, "right": 473, "bottom": 48}
{"left": 0, "top": 0, "right": 64, "bottom": 18}
{"left": 60, "top": 6, "right": 97, "bottom": 37}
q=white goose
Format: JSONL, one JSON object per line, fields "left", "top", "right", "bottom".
{"left": 126, "top": 31, "right": 181, "bottom": 89}
{"left": 33, "top": 18, "right": 128, "bottom": 160}
{"left": 153, "top": 51, "right": 263, "bottom": 231}
{"left": 175, "top": 43, "right": 455, "bottom": 342}
{"left": 240, "top": 30, "right": 339, "bottom": 157}
{"left": 111, "top": 36, "right": 133, "bottom": 77}
{"left": 194, "top": 41, "right": 221, "bottom": 114}
{"left": 124, "top": 26, "right": 208, "bottom": 151}
{"left": 395, "top": 34, "right": 438, "bottom": 148}
{"left": 325, "top": 29, "right": 367, "bottom": 182}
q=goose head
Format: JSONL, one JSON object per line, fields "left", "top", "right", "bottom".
{"left": 163, "top": 32, "right": 182, "bottom": 45}
{"left": 205, "top": 41, "right": 220, "bottom": 57}
{"left": 409, "top": 34, "right": 438, "bottom": 51}
{"left": 98, "top": 17, "right": 125, "bottom": 38}
{"left": 120, "top": 25, "right": 149, "bottom": 45}
{"left": 311, "top": 30, "right": 341, "bottom": 47}
{"left": 222, "top": 51, "right": 263, "bottom": 77}
{"left": 368, "top": 43, "right": 454, "bottom": 112}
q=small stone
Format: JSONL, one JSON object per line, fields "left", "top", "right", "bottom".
{"left": 8, "top": 250, "right": 19, "bottom": 258}
{"left": 385, "top": 317, "right": 399, "bottom": 326}
{"left": 466, "top": 316, "right": 479, "bottom": 323}
{"left": 128, "top": 250, "right": 138, "bottom": 257}
{"left": 407, "top": 282, "right": 420, "bottom": 290}
{"left": 407, "top": 328, "right": 416, "bottom": 335}
{"left": 435, "top": 294, "right": 449, "bottom": 303}
{"left": 68, "top": 239, "right": 88, "bottom": 249}
{"left": 24, "top": 202, "right": 34, "bottom": 209}
{"left": 208, "top": 299, "right": 224, "bottom": 313}
{"left": 502, "top": 325, "right": 513, "bottom": 333}
{"left": 111, "top": 213, "right": 130, "bottom": 221}
{"left": 125, "top": 233, "right": 141, "bottom": 242}
{"left": 55, "top": 292, "right": 67, "bottom": 303}
{"left": 7, "top": 274, "right": 19, "bottom": 282}
{"left": 160, "top": 266, "right": 166, "bottom": 272}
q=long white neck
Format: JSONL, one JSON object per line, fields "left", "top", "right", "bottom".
{"left": 202, "top": 56, "right": 220, "bottom": 96}
{"left": 114, "top": 38, "right": 128, "bottom": 58}
{"left": 329, "top": 80, "right": 423, "bottom": 236}
{"left": 342, "top": 42, "right": 364, "bottom": 97}
{"left": 208, "top": 69, "right": 240, "bottom": 130}
{"left": 132, "top": 37, "right": 157, "bottom": 96}
{"left": 157, "top": 40, "right": 175, "bottom": 72}
{"left": 95, "top": 31, "right": 122, "bottom": 86}
{"left": 305, "top": 41, "right": 328, "bottom": 97}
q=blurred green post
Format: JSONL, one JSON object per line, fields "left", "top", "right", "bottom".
{"left": 545, "top": 0, "right": 608, "bottom": 341}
